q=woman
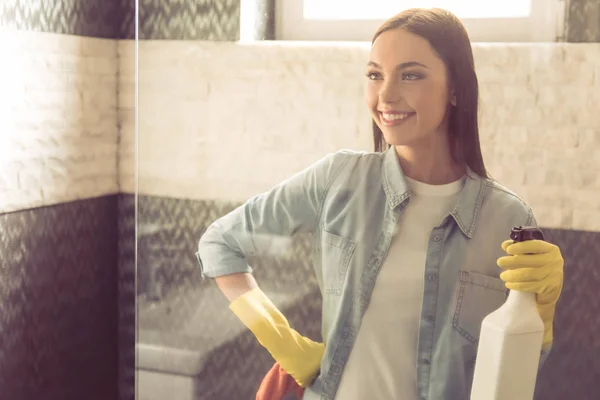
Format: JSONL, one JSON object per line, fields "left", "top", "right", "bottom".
{"left": 196, "top": 8, "right": 564, "bottom": 400}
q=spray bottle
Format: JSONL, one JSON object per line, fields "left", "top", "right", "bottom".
{"left": 470, "top": 226, "right": 545, "bottom": 400}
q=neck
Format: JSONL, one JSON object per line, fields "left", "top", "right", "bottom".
{"left": 394, "top": 142, "right": 465, "bottom": 185}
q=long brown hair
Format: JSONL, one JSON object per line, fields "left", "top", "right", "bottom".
{"left": 371, "top": 8, "right": 488, "bottom": 178}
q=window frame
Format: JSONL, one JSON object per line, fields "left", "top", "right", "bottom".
{"left": 273, "top": 0, "right": 565, "bottom": 42}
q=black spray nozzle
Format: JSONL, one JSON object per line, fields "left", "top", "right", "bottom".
{"left": 510, "top": 226, "right": 545, "bottom": 243}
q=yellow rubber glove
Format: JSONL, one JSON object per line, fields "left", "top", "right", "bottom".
{"left": 497, "top": 239, "right": 564, "bottom": 351}
{"left": 229, "top": 287, "right": 324, "bottom": 387}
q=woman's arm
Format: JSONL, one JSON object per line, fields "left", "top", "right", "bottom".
{"left": 195, "top": 150, "right": 352, "bottom": 386}
{"left": 215, "top": 272, "right": 258, "bottom": 302}
{"left": 196, "top": 151, "right": 351, "bottom": 279}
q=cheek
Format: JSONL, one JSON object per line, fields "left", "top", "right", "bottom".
{"left": 365, "top": 84, "right": 378, "bottom": 109}
{"left": 412, "top": 83, "right": 449, "bottom": 119}
{"left": 365, "top": 86, "right": 380, "bottom": 120}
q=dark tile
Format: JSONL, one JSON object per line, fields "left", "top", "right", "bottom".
{"left": 138, "top": 0, "right": 240, "bottom": 40}
{"left": 565, "top": 0, "right": 600, "bottom": 42}
{"left": 0, "top": 196, "right": 119, "bottom": 400}
{"left": 134, "top": 195, "right": 238, "bottom": 296}
{"left": 535, "top": 228, "right": 600, "bottom": 399}
{"left": 0, "top": 0, "right": 128, "bottom": 39}
{"left": 117, "top": 194, "right": 135, "bottom": 400}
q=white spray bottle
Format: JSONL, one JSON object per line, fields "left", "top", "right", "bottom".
{"left": 470, "top": 226, "right": 545, "bottom": 400}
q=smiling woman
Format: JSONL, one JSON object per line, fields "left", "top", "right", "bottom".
{"left": 366, "top": 10, "right": 486, "bottom": 182}
{"left": 196, "top": 7, "right": 565, "bottom": 400}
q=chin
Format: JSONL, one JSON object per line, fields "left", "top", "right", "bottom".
{"left": 381, "top": 131, "right": 421, "bottom": 148}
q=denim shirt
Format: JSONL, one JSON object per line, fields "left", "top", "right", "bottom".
{"left": 196, "top": 147, "right": 550, "bottom": 400}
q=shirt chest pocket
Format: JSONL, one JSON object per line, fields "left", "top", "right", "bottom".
{"left": 452, "top": 270, "right": 508, "bottom": 344}
{"left": 320, "top": 230, "right": 356, "bottom": 296}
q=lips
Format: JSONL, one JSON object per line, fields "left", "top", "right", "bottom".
{"left": 379, "top": 111, "right": 415, "bottom": 126}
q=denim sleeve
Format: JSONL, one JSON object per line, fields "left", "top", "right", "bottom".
{"left": 526, "top": 207, "right": 538, "bottom": 229}
{"left": 195, "top": 151, "right": 351, "bottom": 278}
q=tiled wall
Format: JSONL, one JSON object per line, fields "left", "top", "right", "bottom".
{"left": 127, "top": 41, "right": 600, "bottom": 399}
{"left": 0, "top": 1, "right": 125, "bottom": 400}
{"left": 2, "top": 0, "right": 598, "bottom": 399}
{"left": 122, "top": 41, "right": 600, "bottom": 232}
{"left": 0, "top": 0, "right": 243, "bottom": 40}
{"left": 0, "top": 196, "right": 119, "bottom": 400}
{"left": 0, "top": 2, "right": 246, "bottom": 399}
{"left": 0, "top": 0, "right": 127, "bottom": 38}
{"left": 1, "top": 0, "right": 244, "bottom": 398}
{"left": 0, "top": 28, "right": 119, "bottom": 213}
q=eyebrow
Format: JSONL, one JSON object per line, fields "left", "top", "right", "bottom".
{"left": 367, "top": 61, "right": 429, "bottom": 70}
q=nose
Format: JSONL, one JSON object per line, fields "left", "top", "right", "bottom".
{"left": 379, "top": 79, "right": 402, "bottom": 105}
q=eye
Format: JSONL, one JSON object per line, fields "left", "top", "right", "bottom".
{"left": 403, "top": 72, "right": 422, "bottom": 81}
{"left": 365, "top": 71, "right": 382, "bottom": 80}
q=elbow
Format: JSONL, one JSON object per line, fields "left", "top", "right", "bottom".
{"left": 197, "top": 221, "right": 222, "bottom": 255}
{"left": 195, "top": 222, "right": 253, "bottom": 279}
{"left": 195, "top": 223, "right": 222, "bottom": 279}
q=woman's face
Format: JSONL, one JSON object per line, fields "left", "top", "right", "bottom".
{"left": 366, "top": 28, "right": 455, "bottom": 148}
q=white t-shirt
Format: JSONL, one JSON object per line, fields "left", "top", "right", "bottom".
{"left": 335, "top": 175, "right": 465, "bottom": 400}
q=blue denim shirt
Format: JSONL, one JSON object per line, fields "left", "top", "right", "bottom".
{"left": 196, "top": 147, "right": 549, "bottom": 400}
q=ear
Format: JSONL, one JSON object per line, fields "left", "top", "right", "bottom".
{"left": 448, "top": 85, "right": 457, "bottom": 106}
{"left": 450, "top": 93, "right": 457, "bottom": 107}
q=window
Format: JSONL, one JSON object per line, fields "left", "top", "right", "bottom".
{"left": 303, "top": 0, "right": 532, "bottom": 20}
{"left": 275, "top": 0, "right": 565, "bottom": 42}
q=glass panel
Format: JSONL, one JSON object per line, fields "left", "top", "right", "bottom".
{"left": 134, "top": 2, "right": 597, "bottom": 400}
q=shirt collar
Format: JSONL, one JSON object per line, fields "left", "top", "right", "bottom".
{"left": 381, "top": 146, "right": 485, "bottom": 238}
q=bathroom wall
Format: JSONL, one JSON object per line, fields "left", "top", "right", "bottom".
{"left": 127, "top": 40, "right": 600, "bottom": 399}
{"left": 1, "top": 0, "right": 596, "bottom": 398}
{"left": 0, "top": 1, "right": 124, "bottom": 399}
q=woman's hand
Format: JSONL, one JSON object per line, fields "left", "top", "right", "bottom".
{"left": 497, "top": 239, "right": 564, "bottom": 350}
{"left": 229, "top": 287, "right": 324, "bottom": 387}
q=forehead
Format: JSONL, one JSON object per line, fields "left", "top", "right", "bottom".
{"left": 370, "top": 28, "right": 442, "bottom": 67}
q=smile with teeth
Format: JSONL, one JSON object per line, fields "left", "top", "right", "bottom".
{"left": 380, "top": 112, "right": 415, "bottom": 124}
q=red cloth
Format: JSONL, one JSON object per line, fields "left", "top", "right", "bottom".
{"left": 256, "top": 362, "right": 305, "bottom": 400}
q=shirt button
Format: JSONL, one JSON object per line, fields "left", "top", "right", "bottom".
{"left": 426, "top": 316, "right": 435, "bottom": 323}
{"left": 433, "top": 235, "right": 441, "bottom": 242}
{"left": 424, "top": 359, "right": 430, "bottom": 365}
{"left": 427, "top": 274, "right": 437, "bottom": 281}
